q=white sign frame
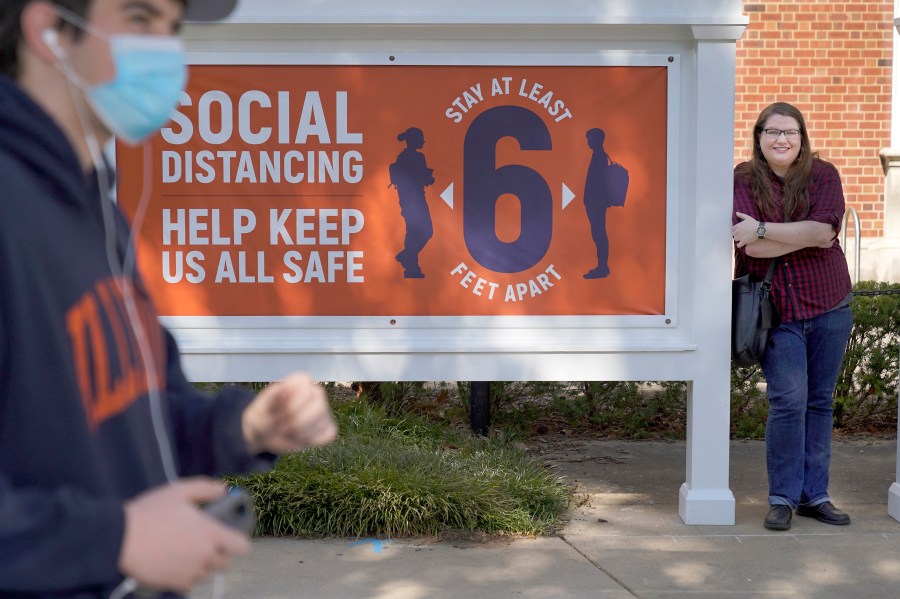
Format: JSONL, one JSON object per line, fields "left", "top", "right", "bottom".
{"left": 159, "top": 52, "right": 682, "bottom": 367}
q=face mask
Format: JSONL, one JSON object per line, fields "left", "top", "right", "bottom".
{"left": 87, "top": 35, "right": 186, "bottom": 144}
{"left": 52, "top": 7, "right": 187, "bottom": 144}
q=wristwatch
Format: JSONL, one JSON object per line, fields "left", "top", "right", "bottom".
{"left": 756, "top": 221, "right": 766, "bottom": 239}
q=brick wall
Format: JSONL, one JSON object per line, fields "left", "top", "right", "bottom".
{"left": 735, "top": 0, "right": 894, "bottom": 236}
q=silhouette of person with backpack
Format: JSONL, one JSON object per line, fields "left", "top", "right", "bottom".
{"left": 582, "top": 128, "right": 628, "bottom": 279}
{"left": 390, "top": 127, "right": 435, "bottom": 278}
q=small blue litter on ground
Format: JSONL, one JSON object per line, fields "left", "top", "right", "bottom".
{"left": 350, "top": 538, "right": 394, "bottom": 553}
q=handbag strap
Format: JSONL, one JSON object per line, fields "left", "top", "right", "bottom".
{"left": 759, "top": 258, "right": 777, "bottom": 301}
{"left": 763, "top": 258, "right": 777, "bottom": 282}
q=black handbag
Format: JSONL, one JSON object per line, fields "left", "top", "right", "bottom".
{"left": 731, "top": 259, "right": 781, "bottom": 367}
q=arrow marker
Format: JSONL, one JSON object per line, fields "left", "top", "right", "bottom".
{"left": 562, "top": 183, "right": 576, "bottom": 209}
{"left": 440, "top": 183, "right": 454, "bottom": 209}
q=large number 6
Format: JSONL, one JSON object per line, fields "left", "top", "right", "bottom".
{"left": 463, "top": 106, "right": 552, "bottom": 273}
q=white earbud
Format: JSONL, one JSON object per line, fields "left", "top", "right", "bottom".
{"left": 42, "top": 29, "right": 64, "bottom": 58}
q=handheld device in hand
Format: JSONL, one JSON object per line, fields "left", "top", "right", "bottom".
{"left": 203, "top": 486, "right": 256, "bottom": 535}
{"left": 124, "top": 488, "right": 256, "bottom": 599}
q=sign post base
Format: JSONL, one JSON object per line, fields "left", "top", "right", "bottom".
{"left": 679, "top": 484, "right": 736, "bottom": 525}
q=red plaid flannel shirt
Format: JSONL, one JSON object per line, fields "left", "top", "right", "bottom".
{"left": 733, "top": 159, "right": 852, "bottom": 322}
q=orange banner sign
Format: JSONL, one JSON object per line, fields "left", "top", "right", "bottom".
{"left": 117, "top": 64, "right": 668, "bottom": 317}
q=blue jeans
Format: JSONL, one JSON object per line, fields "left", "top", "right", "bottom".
{"left": 760, "top": 305, "right": 853, "bottom": 509}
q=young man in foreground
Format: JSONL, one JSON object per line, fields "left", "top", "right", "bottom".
{"left": 0, "top": 0, "right": 338, "bottom": 595}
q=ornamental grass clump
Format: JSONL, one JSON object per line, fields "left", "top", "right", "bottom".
{"left": 228, "top": 400, "right": 570, "bottom": 538}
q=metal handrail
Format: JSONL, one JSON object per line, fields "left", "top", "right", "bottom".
{"left": 841, "top": 206, "right": 861, "bottom": 284}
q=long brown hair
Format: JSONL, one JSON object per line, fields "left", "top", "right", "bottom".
{"left": 735, "top": 102, "right": 817, "bottom": 222}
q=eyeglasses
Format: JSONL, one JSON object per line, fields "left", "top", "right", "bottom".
{"left": 762, "top": 128, "right": 801, "bottom": 139}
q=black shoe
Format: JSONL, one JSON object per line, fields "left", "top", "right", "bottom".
{"left": 795, "top": 501, "right": 851, "bottom": 525}
{"left": 764, "top": 505, "right": 792, "bottom": 530}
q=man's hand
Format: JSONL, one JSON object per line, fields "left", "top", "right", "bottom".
{"left": 241, "top": 374, "right": 338, "bottom": 455}
{"left": 118, "top": 478, "right": 251, "bottom": 593}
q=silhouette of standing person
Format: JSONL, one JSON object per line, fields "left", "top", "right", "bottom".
{"left": 583, "top": 128, "right": 613, "bottom": 279}
{"left": 391, "top": 127, "right": 435, "bottom": 278}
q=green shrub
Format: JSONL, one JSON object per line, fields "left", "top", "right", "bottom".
{"left": 227, "top": 400, "right": 571, "bottom": 537}
{"left": 577, "top": 382, "right": 685, "bottom": 439}
{"left": 730, "top": 365, "right": 767, "bottom": 438}
{"left": 832, "top": 281, "right": 900, "bottom": 430}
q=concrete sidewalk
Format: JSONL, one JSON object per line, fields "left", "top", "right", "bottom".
{"left": 193, "top": 438, "right": 900, "bottom": 599}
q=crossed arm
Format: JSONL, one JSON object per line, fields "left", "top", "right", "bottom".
{"left": 732, "top": 211, "right": 836, "bottom": 258}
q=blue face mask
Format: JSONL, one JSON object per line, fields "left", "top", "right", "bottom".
{"left": 53, "top": 7, "right": 187, "bottom": 145}
{"left": 86, "top": 35, "right": 187, "bottom": 144}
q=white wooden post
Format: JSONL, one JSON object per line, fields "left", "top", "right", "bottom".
{"left": 677, "top": 25, "right": 745, "bottom": 525}
{"left": 889, "top": 362, "right": 900, "bottom": 521}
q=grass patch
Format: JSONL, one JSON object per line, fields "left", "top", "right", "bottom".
{"left": 227, "top": 399, "right": 571, "bottom": 538}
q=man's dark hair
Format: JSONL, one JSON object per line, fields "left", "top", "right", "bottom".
{"left": 0, "top": 0, "right": 188, "bottom": 80}
{"left": 0, "top": 0, "right": 90, "bottom": 80}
